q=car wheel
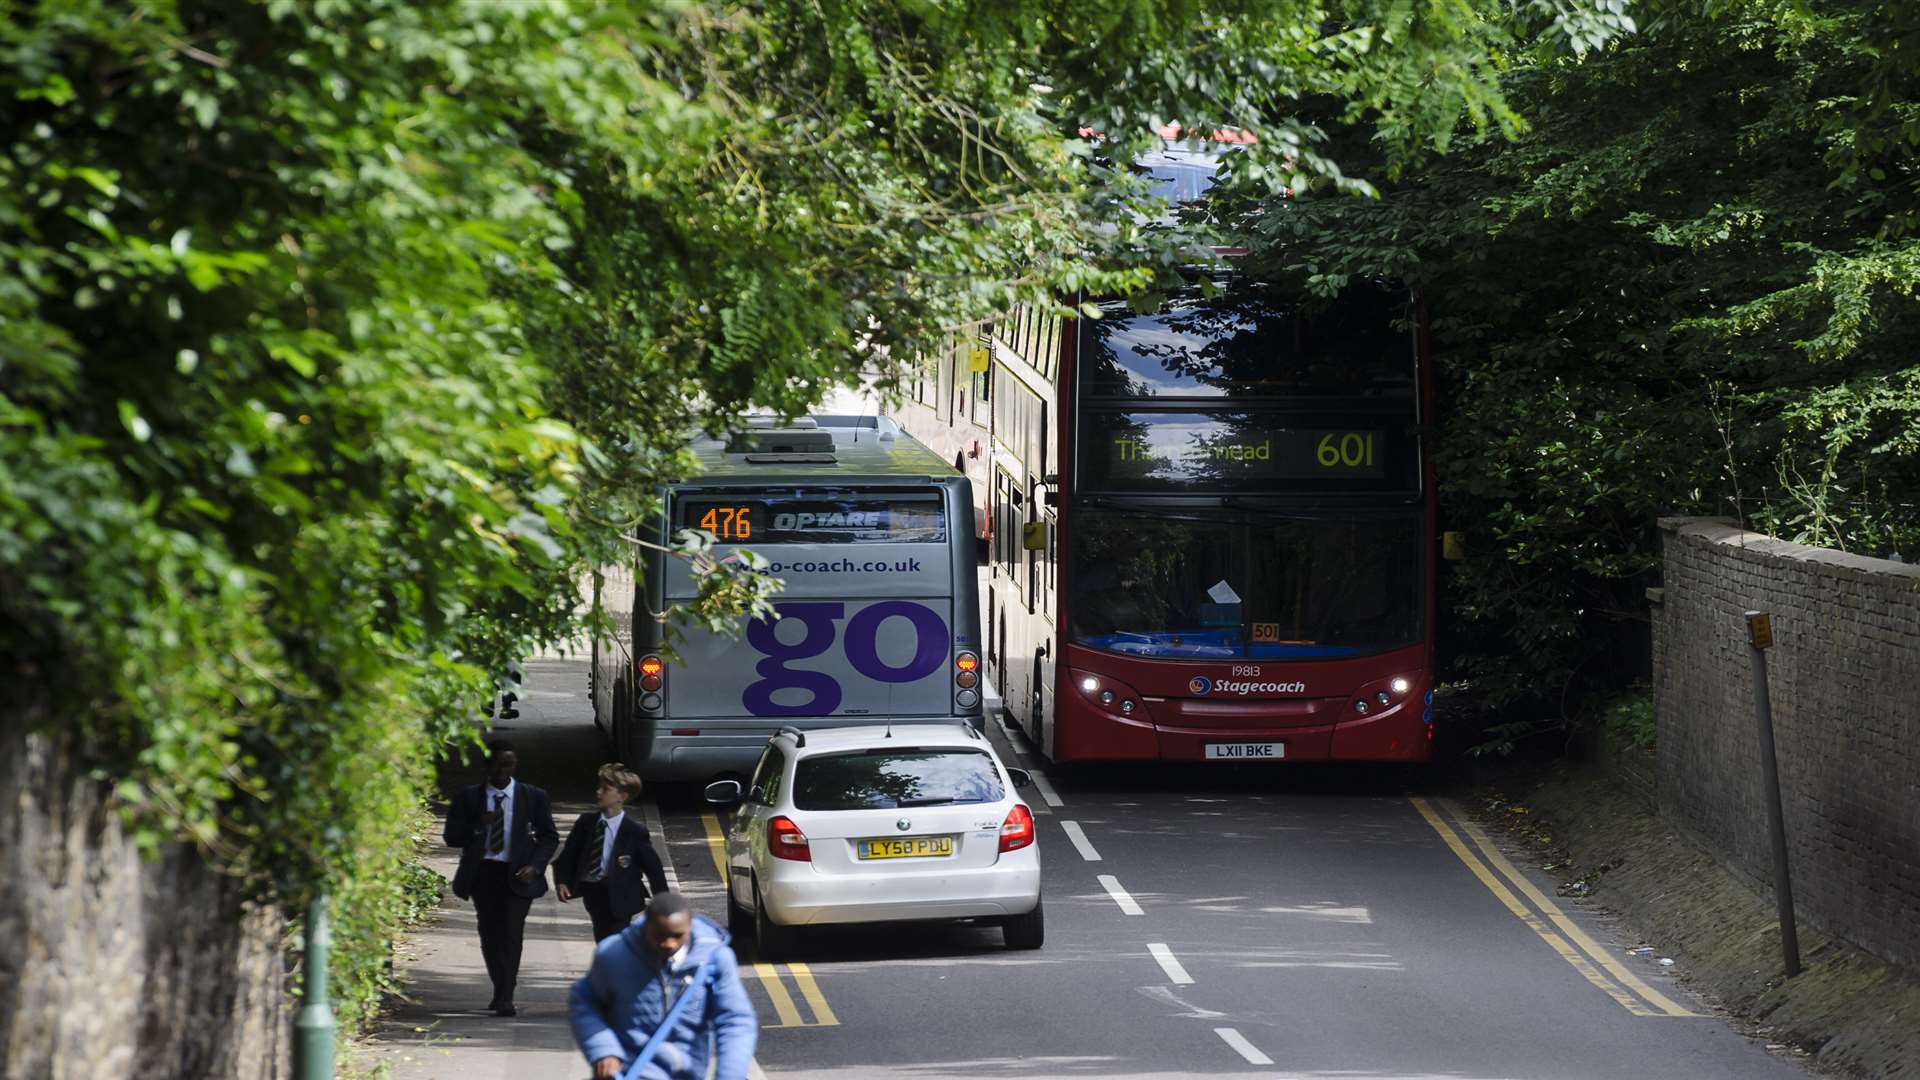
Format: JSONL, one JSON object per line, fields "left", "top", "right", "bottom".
{"left": 754, "top": 881, "right": 792, "bottom": 960}
{"left": 727, "top": 877, "right": 751, "bottom": 940}
{"left": 1003, "top": 897, "right": 1044, "bottom": 950}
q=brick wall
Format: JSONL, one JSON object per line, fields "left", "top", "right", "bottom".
{"left": 1652, "top": 517, "right": 1920, "bottom": 970}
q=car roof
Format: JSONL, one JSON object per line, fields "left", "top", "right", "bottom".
{"left": 778, "top": 723, "right": 992, "bottom": 754}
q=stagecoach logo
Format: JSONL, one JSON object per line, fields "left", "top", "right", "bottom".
{"left": 896, "top": 818, "right": 912, "bottom": 832}
{"left": 1190, "top": 674, "right": 1311, "bottom": 696}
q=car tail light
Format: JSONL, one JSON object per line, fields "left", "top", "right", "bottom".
{"left": 998, "top": 804, "right": 1035, "bottom": 853}
{"left": 639, "top": 654, "right": 664, "bottom": 692}
{"left": 769, "top": 816, "right": 811, "bottom": 861}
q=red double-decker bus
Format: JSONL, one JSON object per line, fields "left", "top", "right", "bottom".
{"left": 895, "top": 278, "right": 1437, "bottom": 763}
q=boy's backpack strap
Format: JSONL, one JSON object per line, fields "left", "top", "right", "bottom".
{"left": 617, "top": 931, "right": 730, "bottom": 1080}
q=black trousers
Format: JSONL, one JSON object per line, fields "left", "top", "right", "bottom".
{"left": 471, "top": 861, "right": 534, "bottom": 1003}
{"left": 578, "top": 881, "right": 626, "bottom": 942}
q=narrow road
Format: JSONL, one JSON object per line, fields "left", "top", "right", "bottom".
{"left": 436, "top": 658, "right": 1814, "bottom": 1080}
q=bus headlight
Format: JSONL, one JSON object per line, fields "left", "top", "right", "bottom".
{"left": 1081, "top": 676, "right": 1099, "bottom": 693}
{"left": 1354, "top": 699, "right": 1370, "bottom": 715}
{"left": 1100, "top": 690, "right": 1115, "bottom": 705}
{"left": 1120, "top": 700, "right": 1136, "bottom": 714}
{"left": 1376, "top": 691, "right": 1392, "bottom": 707}
{"left": 1391, "top": 677, "right": 1411, "bottom": 695}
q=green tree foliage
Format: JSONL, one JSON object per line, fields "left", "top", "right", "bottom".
{"left": 1223, "top": 0, "right": 1920, "bottom": 717}
{"left": 1, "top": 0, "right": 1619, "bottom": 1030}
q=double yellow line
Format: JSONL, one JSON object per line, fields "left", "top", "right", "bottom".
{"left": 1410, "top": 796, "right": 1698, "bottom": 1018}
{"left": 700, "top": 812, "right": 841, "bottom": 1029}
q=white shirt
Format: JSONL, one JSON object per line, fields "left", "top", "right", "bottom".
{"left": 593, "top": 811, "right": 625, "bottom": 880}
{"left": 484, "top": 779, "right": 516, "bottom": 863}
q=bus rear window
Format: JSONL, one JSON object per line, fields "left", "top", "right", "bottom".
{"left": 677, "top": 492, "right": 946, "bottom": 544}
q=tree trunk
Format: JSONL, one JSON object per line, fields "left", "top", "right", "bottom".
{"left": 0, "top": 703, "right": 289, "bottom": 1079}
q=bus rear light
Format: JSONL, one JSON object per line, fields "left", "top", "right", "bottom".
{"left": 999, "top": 804, "right": 1035, "bottom": 852}
{"left": 639, "top": 655, "right": 664, "bottom": 692}
{"left": 769, "top": 816, "right": 811, "bottom": 862}
{"left": 954, "top": 651, "right": 980, "bottom": 692}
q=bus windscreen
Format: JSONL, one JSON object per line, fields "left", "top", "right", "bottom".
{"left": 1066, "top": 509, "right": 1423, "bottom": 659}
{"left": 1080, "top": 287, "right": 1415, "bottom": 400}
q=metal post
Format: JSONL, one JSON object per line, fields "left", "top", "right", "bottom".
{"left": 1744, "top": 611, "right": 1801, "bottom": 978}
{"left": 296, "top": 893, "right": 336, "bottom": 1079}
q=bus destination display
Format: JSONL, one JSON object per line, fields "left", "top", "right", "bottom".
{"left": 677, "top": 494, "right": 946, "bottom": 544}
{"left": 1078, "top": 411, "right": 1412, "bottom": 492}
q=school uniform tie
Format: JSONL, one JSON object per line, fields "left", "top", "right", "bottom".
{"left": 487, "top": 792, "right": 507, "bottom": 857}
{"left": 585, "top": 817, "right": 608, "bottom": 882}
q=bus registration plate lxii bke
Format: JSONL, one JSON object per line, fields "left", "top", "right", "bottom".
{"left": 1205, "top": 743, "right": 1286, "bottom": 760}
{"left": 858, "top": 836, "right": 955, "bottom": 860}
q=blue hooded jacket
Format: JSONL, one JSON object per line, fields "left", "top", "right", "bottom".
{"left": 568, "top": 913, "right": 757, "bottom": 1080}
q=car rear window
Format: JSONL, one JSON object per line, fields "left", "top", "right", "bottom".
{"left": 793, "top": 749, "right": 1005, "bottom": 811}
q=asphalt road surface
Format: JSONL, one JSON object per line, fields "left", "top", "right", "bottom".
{"left": 521, "top": 658, "right": 1813, "bottom": 1080}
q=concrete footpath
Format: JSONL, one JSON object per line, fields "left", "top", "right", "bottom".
{"left": 354, "top": 657, "right": 630, "bottom": 1080}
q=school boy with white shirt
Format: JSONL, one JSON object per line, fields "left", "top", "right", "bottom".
{"left": 555, "top": 762, "right": 670, "bottom": 941}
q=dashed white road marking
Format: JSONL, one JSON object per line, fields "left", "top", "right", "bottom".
{"left": 1214, "top": 1027, "right": 1274, "bottom": 1066}
{"left": 1030, "top": 769, "right": 1064, "bottom": 808}
{"left": 1148, "top": 943, "right": 1194, "bottom": 985}
{"left": 995, "top": 710, "right": 1036, "bottom": 755}
{"left": 1060, "top": 820, "right": 1103, "bottom": 862}
{"left": 1098, "top": 874, "right": 1144, "bottom": 916}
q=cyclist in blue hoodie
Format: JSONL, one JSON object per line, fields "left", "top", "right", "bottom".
{"left": 570, "top": 892, "right": 758, "bottom": 1080}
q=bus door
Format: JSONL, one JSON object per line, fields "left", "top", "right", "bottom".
{"left": 663, "top": 489, "right": 961, "bottom": 722}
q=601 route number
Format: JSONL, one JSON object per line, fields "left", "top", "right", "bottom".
{"left": 1316, "top": 432, "right": 1377, "bottom": 469}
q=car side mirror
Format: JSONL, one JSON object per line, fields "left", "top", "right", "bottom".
{"left": 704, "top": 779, "right": 744, "bottom": 804}
{"left": 1007, "top": 767, "right": 1033, "bottom": 788}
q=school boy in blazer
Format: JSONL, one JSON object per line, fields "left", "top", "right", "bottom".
{"left": 444, "top": 741, "right": 560, "bottom": 1016}
{"left": 555, "top": 763, "right": 670, "bottom": 941}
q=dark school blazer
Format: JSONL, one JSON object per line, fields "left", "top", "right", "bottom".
{"left": 444, "top": 781, "right": 560, "bottom": 901}
{"left": 554, "top": 812, "right": 670, "bottom": 923}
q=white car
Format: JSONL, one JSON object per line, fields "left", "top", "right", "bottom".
{"left": 705, "top": 724, "right": 1043, "bottom": 957}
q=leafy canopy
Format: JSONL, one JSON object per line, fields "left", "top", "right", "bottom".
{"left": 1220, "top": 0, "right": 1920, "bottom": 721}
{"left": 2, "top": 0, "right": 1620, "bottom": 1025}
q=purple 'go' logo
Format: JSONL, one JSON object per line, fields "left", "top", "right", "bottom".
{"left": 744, "top": 602, "right": 844, "bottom": 716}
{"left": 743, "top": 600, "right": 951, "bottom": 717}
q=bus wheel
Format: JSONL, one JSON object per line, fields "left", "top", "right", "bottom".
{"left": 610, "top": 682, "right": 630, "bottom": 755}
